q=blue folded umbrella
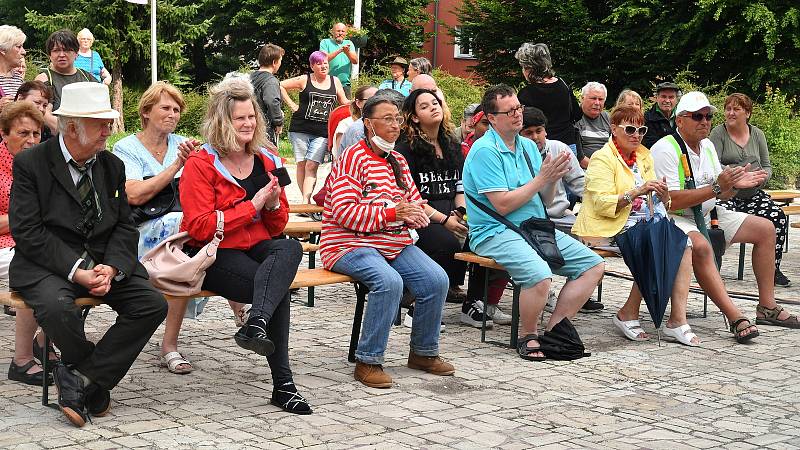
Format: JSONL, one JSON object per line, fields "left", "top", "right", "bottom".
{"left": 617, "top": 212, "right": 688, "bottom": 331}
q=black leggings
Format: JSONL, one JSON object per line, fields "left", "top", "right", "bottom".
{"left": 719, "top": 189, "right": 787, "bottom": 269}
{"left": 195, "top": 238, "right": 302, "bottom": 384}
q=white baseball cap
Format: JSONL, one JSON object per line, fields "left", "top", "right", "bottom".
{"left": 675, "top": 91, "right": 718, "bottom": 116}
{"left": 52, "top": 82, "right": 120, "bottom": 119}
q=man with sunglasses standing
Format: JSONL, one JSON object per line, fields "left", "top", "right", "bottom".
{"left": 643, "top": 82, "right": 680, "bottom": 148}
{"left": 651, "top": 91, "right": 800, "bottom": 340}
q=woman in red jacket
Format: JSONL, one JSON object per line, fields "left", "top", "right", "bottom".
{"left": 179, "top": 77, "right": 310, "bottom": 414}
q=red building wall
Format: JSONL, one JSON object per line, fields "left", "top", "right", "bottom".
{"left": 417, "top": 0, "right": 478, "bottom": 79}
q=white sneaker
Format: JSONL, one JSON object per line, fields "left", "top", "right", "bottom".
{"left": 544, "top": 290, "right": 557, "bottom": 312}
{"left": 486, "top": 304, "right": 512, "bottom": 325}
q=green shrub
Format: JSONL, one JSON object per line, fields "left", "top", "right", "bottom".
{"left": 750, "top": 88, "right": 800, "bottom": 188}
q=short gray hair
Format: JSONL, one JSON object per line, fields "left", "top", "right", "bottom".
{"left": 57, "top": 116, "right": 82, "bottom": 135}
{"left": 515, "top": 43, "right": 554, "bottom": 83}
{"left": 581, "top": 82, "right": 607, "bottom": 98}
{"left": 409, "top": 57, "right": 432, "bottom": 75}
{"left": 372, "top": 88, "right": 405, "bottom": 110}
{"left": 0, "top": 25, "right": 26, "bottom": 52}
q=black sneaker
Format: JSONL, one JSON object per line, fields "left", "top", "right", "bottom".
{"left": 53, "top": 364, "right": 88, "bottom": 427}
{"left": 580, "top": 297, "right": 604, "bottom": 313}
{"left": 775, "top": 269, "right": 792, "bottom": 287}
{"left": 271, "top": 381, "right": 312, "bottom": 415}
{"left": 85, "top": 383, "right": 111, "bottom": 417}
{"left": 460, "top": 299, "right": 493, "bottom": 328}
{"left": 234, "top": 316, "right": 276, "bottom": 357}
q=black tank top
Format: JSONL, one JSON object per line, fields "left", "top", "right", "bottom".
{"left": 289, "top": 74, "right": 337, "bottom": 137}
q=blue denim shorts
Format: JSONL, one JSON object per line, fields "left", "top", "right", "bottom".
{"left": 289, "top": 131, "right": 328, "bottom": 163}
{"left": 472, "top": 228, "right": 603, "bottom": 289}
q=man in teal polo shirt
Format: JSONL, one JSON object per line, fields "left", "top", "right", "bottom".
{"left": 320, "top": 22, "right": 358, "bottom": 99}
{"left": 462, "top": 84, "right": 604, "bottom": 361}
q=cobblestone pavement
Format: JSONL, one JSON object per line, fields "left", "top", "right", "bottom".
{"left": 2, "top": 163, "right": 799, "bottom": 449}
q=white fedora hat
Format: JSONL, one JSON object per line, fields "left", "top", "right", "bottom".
{"left": 52, "top": 82, "right": 120, "bottom": 119}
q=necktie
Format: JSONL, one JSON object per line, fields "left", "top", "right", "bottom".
{"left": 69, "top": 160, "right": 102, "bottom": 269}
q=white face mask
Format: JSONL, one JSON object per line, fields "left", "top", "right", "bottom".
{"left": 368, "top": 124, "right": 395, "bottom": 152}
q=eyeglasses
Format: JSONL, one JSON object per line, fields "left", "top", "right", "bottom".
{"left": 368, "top": 116, "right": 404, "bottom": 126}
{"left": 492, "top": 104, "right": 524, "bottom": 116}
{"left": 681, "top": 112, "right": 714, "bottom": 122}
{"left": 616, "top": 125, "right": 648, "bottom": 136}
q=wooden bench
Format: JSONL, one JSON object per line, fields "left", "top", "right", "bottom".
{"left": 792, "top": 222, "right": 800, "bottom": 229}
{"left": 0, "top": 267, "right": 372, "bottom": 407}
{"left": 288, "top": 203, "right": 323, "bottom": 215}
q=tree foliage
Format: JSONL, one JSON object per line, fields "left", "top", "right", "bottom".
{"left": 176, "top": 0, "right": 431, "bottom": 84}
{"left": 456, "top": 0, "right": 800, "bottom": 100}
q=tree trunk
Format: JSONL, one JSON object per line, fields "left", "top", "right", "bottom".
{"left": 111, "top": 63, "right": 125, "bottom": 134}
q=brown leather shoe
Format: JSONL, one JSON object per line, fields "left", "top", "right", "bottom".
{"left": 407, "top": 352, "right": 455, "bottom": 376}
{"left": 354, "top": 362, "right": 392, "bottom": 388}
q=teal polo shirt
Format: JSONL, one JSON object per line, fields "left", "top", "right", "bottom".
{"left": 462, "top": 127, "right": 546, "bottom": 248}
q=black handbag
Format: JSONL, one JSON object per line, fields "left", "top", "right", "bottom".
{"left": 130, "top": 177, "right": 181, "bottom": 226}
{"left": 465, "top": 150, "right": 565, "bottom": 269}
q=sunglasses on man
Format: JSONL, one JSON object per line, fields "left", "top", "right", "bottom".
{"left": 680, "top": 112, "right": 714, "bottom": 122}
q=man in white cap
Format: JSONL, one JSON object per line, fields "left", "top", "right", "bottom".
{"left": 651, "top": 91, "right": 799, "bottom": 342}
{"left": 9, "top": 82, "right": 167, "bottom": 427}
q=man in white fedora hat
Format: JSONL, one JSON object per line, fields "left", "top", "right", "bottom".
{"left": 651, "top": 91, "right": 800, "bottom": 344}
{"left": 8, "top": 82, "right": 167, "bottom": 427}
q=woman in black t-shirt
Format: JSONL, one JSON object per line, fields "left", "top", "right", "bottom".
{"left": 396, "top": 89, "right": 471, "bottom": 324}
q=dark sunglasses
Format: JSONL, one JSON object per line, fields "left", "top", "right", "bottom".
{"left": 616, "top": 125, "right": 648, "bottom": 136}
{"left": 681, "top": 112, "right": 714, "bottom": 122}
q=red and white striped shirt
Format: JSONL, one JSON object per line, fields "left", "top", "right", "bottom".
{"left": 319, "top": 140, "right": 423, "bottom": 269}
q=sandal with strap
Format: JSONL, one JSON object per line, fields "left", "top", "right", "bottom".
{"left": 756, "top": 304, "right": 800, "bottom": 329}
{"left": 729, "top": 317, "right": 759, "bottom": 343}
{"left": 271, "top": 381, "right": 312, "bottom": 415}
{"left": 612, "top": 314, "right": 649, "bottom": 341}
{"left": 160, "top": 352, "right": 193, "bottom": 374}
{"left": 662, "top": 324, "right": 700, "bottom": 347}
{"left": 517, "top": 334, "right": 546, "bottom": 361}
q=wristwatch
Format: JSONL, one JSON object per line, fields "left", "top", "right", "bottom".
{"left": 711, "top": 180, "right": 723, "bottom": 197}
{"left": 622, "top": 192, "right": 634, "bottom": 205}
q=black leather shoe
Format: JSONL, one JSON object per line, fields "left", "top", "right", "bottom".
{"left": 32, "top": 336, "right": 60, "bottom": 371}
{"left": 234, "top": 316, "right": 275, "bottom": 357}
{"left": 7, "top": 360, "right": 53, "bottom": 386}
{"left": 53, "top": 364, "right": 87, "bottom": 427}
{"left": 85, "top": 383, "right": 111, "bottom": 417}
{"left": 270, "top": 382, "right": 312, "bottom": 415}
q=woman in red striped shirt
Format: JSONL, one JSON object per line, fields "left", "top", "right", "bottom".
{"left": 320, "top": 95, "right": 455, "bottom": 389}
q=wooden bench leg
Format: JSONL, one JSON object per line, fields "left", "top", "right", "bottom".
{"left": 307, "top": 251, "right": 316, "bottom": 307}
{"left": 348, "top": 282, "right": 368, "bottom": 363}
{"left": 480, "top": 267, "right": 490, "bottom": 343}
{"left": 509, "top": 284, "right": 520, "bottom": 349}
{"left": 737, "top": 243, "right": 745, "bottom": 280}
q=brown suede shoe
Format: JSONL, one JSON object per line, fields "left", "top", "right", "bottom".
{"left": 354, "top": 362, "right": 392, "bottom": 388}
{"left": 407, "top": 352, "right": 455, "bottom": 376}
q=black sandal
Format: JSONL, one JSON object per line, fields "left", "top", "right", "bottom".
{"left": 517, "top": 334, "right": 546, "bottom": 361}
{"left": 270, "top": 382, "right": 312, "bottom": 415}
{"left": 730, "top": 317, "right": 759, "bottom": 343}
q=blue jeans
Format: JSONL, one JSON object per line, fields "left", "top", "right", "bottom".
{"left": 332, "top": 245, "right": 449, "bottom": 365}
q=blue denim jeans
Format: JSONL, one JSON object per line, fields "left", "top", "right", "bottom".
{"left": 332, "top": 245, "right": 449, "bottom": 365}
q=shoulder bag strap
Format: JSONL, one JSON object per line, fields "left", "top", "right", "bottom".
{"left": 465, "top": 191, "right": 525, "bottom": 236}
{"left": 521, "top": 149, "right": 552, "bottom": 220}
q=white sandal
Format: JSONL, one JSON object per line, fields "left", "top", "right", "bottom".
{"left": 160, "top": 351, "right": 193, "bottom": 374}
{"left": 663, "top": 324, "right": 700, "bottom": 347}
{"left": 612, "top": 314, "right": 649, "bottom": 341}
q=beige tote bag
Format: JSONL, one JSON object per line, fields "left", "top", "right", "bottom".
{"left": 142, "top": 211, "right": 224, "bottom": 296}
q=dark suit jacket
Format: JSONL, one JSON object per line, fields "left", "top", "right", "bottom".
{"left": 8, "top": 136, "right": 146, "bottom": 289}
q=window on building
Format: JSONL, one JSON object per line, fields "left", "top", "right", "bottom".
{"left": 453, "top": 27, "right": 476, "bottom": 60}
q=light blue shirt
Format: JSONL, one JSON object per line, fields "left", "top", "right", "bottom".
{"left": 74, "top": 50, "right": 106, "bottom": 82}
{"left": 378, "top": 78, "right": 412, "bottom": 97}
{"left": 113, "top": 133, "right": 187, "bottom": 180}
{"left": 337, "top": 118, "right": 365, "bottom": 155}
{"left": 462, "top": 127, "right": 546, "bottom": 248}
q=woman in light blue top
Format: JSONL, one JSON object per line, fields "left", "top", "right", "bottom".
{"left": 114, "top": 81, "right": 247, "bottom": 374}
{"left": 75, "top": 28, "right": 111, "bottom": 85}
